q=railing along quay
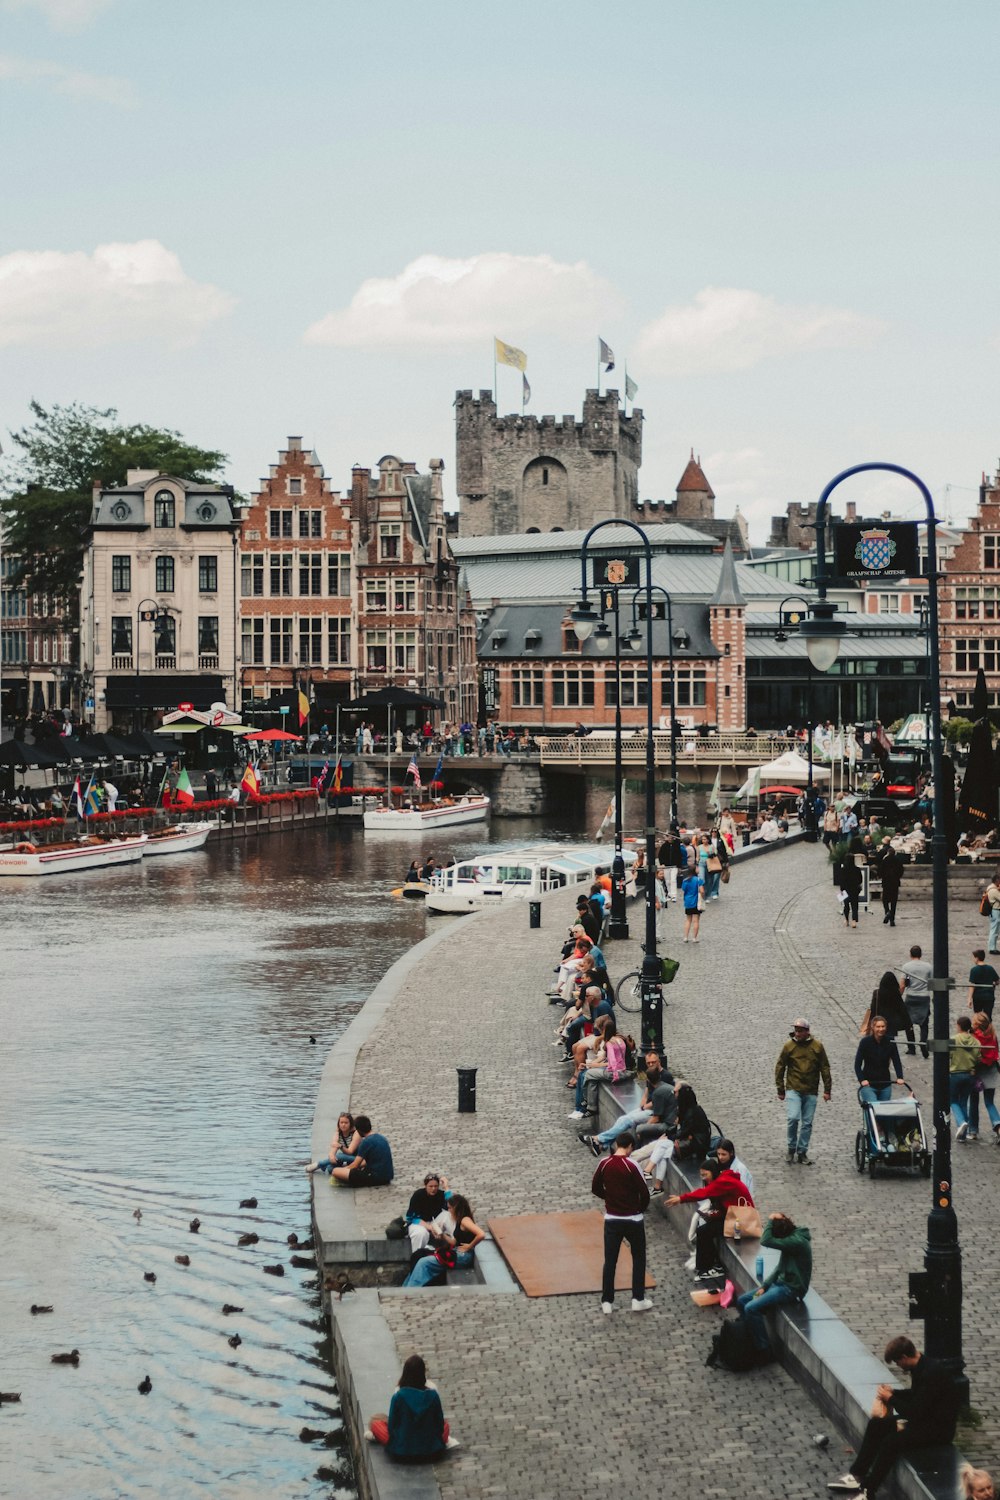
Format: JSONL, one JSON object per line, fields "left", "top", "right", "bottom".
{"left": 538, "top": 733, "right": 797, "bottom": 767}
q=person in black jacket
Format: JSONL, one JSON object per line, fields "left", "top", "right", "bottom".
{"left": 876, "top": 841, "right": 904, "bottom": 926}
{"left": 836, "top": 848, "right": 864, "bottom": 928}
{"left": 854, "top": 1017, "right": 906, "bottom": 1154}
{"left": 828, "top": 1336, "right": 961, "bottom": 1496}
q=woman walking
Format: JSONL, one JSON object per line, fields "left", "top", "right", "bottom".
{"left": 970, "top": 1012, "right": 1000, "bottom": 1142}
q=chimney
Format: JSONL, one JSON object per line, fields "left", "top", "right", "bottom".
{"left": 845, "top": 500, "right": 857, "bottom": 523}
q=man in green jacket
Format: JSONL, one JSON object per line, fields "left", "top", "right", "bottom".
{"left": 736, "top": 1211, "right": 812, "bottom": 1358}
{"left": 775, "top": 1017, "right": 833, "bottom": 1164}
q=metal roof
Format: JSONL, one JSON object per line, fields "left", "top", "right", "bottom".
{"left": 459, "top": 549, "right": 792, "bottom": 607}
{"left": 747, "top": 635, "right": 924, "bottom": 660}
{"left": 451, "top": 522, "right": 718, "bottom": 558}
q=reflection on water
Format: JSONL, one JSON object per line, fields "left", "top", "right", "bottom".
{"left": 0, "top": 813, "right": 582, "bottom": 1500}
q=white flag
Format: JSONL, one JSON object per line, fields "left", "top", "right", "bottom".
{"left": 707, "top": 767, "right": 721, "bottom": 811}
{"left": 599, "top": 337, "right": 615, "bottom": 372}
{"left": 596, "top": 794, "right": 616, "bottom": 841}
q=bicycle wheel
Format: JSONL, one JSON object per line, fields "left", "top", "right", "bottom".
{"left": 615, "top": 970, "right": 643, "bottom": 1012}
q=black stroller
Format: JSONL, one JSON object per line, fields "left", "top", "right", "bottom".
{"left": 854, "top": 1082, "right": 931, "bottom": 1178}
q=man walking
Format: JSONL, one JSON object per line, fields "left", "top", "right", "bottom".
{"left": 899, "top": 944, "right": 933, "bottom": 1057}
{"left": 591, "top": 1133, "right": 652, "bottom": 1315}
{"left": 876, "top": 839, "right": 903, "bottom": 926}
{"left": 775, "top": 1018, "right": 832, "bottom": 1164}
{"left": 827, "top": 1335, "right": 961, "bottom": 1497}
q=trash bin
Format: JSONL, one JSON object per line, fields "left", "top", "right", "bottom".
{"left": 457, "top": 1067, "right": 477, "bottom": 1113}
{"left": 529, "top": 900, "right": 541, "bottom": 928}
{"left": 741, "top": 829, "right": 751, "bottom": 848}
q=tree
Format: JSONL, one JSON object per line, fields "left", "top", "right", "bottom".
{"left": 1, "top": 401, "right": 229, "bottom": 604}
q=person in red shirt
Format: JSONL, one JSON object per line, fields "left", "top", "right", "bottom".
{"left": 666, "top": 1159, "right": 755, "bottom": 1281}
{"left": 591, "top": 1134, "right": 652, "bottom": 1314}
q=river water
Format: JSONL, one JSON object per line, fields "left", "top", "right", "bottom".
{"left": 0, "top": 810, "right": 589, "bottom": 1500}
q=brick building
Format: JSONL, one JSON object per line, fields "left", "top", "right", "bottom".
{"left": 351, "top": 454, "right": 477, "bottom": 725}
{"left": 939, "top": 467, "right": 1000, "bottom": 713}
{"left": 0, "top": 557, "right": 77, "bottom": 724}
{"left": 456, "top": 388, "right": 642, "bottom": 536}
{"left": 238, "top": 437, "right": 354, "bottom": 720}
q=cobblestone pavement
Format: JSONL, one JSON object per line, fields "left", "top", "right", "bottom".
{"left": 342, "top": 858, "right": 898, "bottom": 1500}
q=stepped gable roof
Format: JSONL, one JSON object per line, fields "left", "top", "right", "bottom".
{"left": 677, "top": 451, "right": 715, "bottom": 499}
{"left": 709, "top": 536, "right": 745, "bottom": 608}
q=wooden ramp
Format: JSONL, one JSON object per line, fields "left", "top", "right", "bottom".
{"left": 487, "top": 1210, "right": 656, "bottom": 1298}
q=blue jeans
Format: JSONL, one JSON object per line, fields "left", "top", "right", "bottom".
{"left": 970, "top": 1085, "right": 1000, "bottom": 1134}
{"left": 860, "top": 1083, "right": 892, "bottom": 1152}
{"left": 705, "top": 869, "right": 721, "bottom": 899}
{"left": 736, "top": 1284, "right": 798, "bottom": 1350}
{"left": 576, "top": 1065, "right": 610, "bottom": 1111}
{"left": 403, "top": 1255, "right": 444, "bottom": 1288}
{"left": 595, "top": 1107, "right": 651, "bottom": 1147}
{"left": 785, "top": 1092, "right": 818, "bottom": 1154}
{"left": 950, "top": 1073, "right": 973, "bottom": 1129}
{"left": 990, "top": 906, "right": 1000, "bottom": 952}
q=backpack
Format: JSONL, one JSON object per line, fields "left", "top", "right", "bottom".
{"left": 706, "top": 1315, "right": 762, "bottom": 1372}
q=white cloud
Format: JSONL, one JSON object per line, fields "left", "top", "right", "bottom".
{"left": 0, "top": 240, "right": 235, "bottom": 349}
{"left": 636, "top": 287, "right": 885, "bottom": 376}
{"left": 0, "top": 50, "right": 133, "bottom": 104}
{"left": 305, "top": 252, "right": 621, "bottom": 347}
{"left": 1, "top": 0, "right": 114, "bottom": 32}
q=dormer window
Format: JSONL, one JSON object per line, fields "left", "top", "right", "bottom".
{"left": 524, "top": 628, "right": 542, "bottom": 651}
{"left": 491, "top": 630, "right": 508, "bottom": 650}
{"left": 154, "top": 490, "right": 175, "bottom": 528}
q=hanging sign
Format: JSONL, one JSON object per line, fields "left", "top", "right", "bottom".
{"left": 830, "top": 520, "right": 919, "bottom": 584}
{"left": 591, "top": 555, "right": 640, "bottom": 589}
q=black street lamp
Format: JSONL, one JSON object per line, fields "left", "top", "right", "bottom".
{"left": 572, "top": 520, "right": 664, "bottom": 1055}
{"left": 623, "top": 584, "right": 685, "bottom": 834}
{"left": 775, "top": 593, "right": 820, "bottom": 840}
{"left": 591, "top": 609, "right": 628, "bottom": 939}
{"left": 134, "top": 598, "right": 175, "bottom": 734}
{"left": 805, "top": 462, "right": 964, "bottom": 1401}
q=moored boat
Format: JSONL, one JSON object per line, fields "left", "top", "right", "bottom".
{"left": 363, "top": 794, "right": 490, "bottom": 832}
{"left": 142, "top": 822, "right": 213, "bottom": 856}
{"left": 0, "top": 834, "right": 149, "bottom": 876}
{"left": 424, "top": 842, "right": 632, "bottom": 915}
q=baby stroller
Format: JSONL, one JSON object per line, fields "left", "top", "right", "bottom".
{"left": 854, "top": 1081, "right": 931, "bottom": 1178}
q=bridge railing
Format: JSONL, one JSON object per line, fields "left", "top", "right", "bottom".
{"left": 538, "top": 733, "right": 798, "bottom": 766}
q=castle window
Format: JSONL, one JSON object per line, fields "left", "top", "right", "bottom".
{"left": 724, "top": 685, "right": 731, "bottom": 697}
{"left": 724, "top": 643, "right": 731, "bottom": 656}
{"left": 526, "top": 526, "right": 540, "bottom": 534}
{"left": 542, "top": 468, "right": 549, "bottom": 486}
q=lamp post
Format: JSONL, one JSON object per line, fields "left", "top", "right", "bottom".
{"left": 592, "top": 609, "right": 628, "bottom": 940}
{"left": 775, "top": 594, "right": 818, "bottom": 840}
{"left": 135, "top": 598, "right": 173, "bottom": 734}
{"left": 572, "top": 520, "right": 664, "bottom": 1055}
{"left": 623, "top": 584, "right": 684, "bottom": 834}
{"left": 804, "top": 462, "right": 964, "bottom": 1401}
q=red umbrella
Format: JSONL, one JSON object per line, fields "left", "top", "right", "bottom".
{"left": 245, "top": 729, "right": 303, "bottom": 742}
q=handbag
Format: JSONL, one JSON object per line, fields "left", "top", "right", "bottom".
{"left": 661, "top": 955, "right": 680, "bottom": 985}
{"left": 706, "top": 856, "right": 722, "bottom": 873}
{"left": 980, "top": 890, "right": 992, "bottom": 917}
{"left": 720, "top": 865, "right": 731, "bottom": 885}
{"left": 385, "top": 1216, "right": 406, "bottom": 1240}
{"left": 723, "top": 1198, "right": 763, "bottom": 1239}
{"left": 697, "top": 890, "right": 706, "bottom": 912}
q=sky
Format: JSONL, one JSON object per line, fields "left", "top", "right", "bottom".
{"left": 1, "top": 0, "right": 998, "bottom": 541}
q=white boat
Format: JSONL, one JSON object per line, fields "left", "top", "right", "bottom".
{"left": 363, "top": 795, "right": 490, "bottom": 832}
{"left": 0, "top": 834, "right": 149, "bottom": 876}
{"left": 142, "top": 821, "right": 213, "bottom": 856}
{"left": 424, "top": 842, "right": 633, "bottom": 915}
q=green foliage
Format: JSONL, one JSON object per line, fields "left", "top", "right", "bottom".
{"left": 1, "top": 400, "right": 228, "bottom": 604}
{"left": 943, "top": 717, "right": 974, "bottom": 746}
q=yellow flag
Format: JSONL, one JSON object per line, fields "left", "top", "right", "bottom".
{"left": 494, "top": 336, "right": 527, "bottom": 372}
{"left": 298, "top": 689, "right": 310, "bottom": 727}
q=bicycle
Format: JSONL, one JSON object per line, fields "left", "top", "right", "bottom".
{"left": 615, "top": 969, "right": 643, "bottom": 1012}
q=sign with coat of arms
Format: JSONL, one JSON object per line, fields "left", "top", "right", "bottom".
{"left": 831, "top": 519, "right": 919, "bottom": 584}
{"left": 591, "top": 554, "right": 640, "bottom": 589}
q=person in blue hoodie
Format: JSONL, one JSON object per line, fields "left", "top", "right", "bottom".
{"left": 367, "top": 1355, "right": 455, "bottom": 1459}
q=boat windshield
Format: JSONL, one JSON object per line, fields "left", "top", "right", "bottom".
{"left": 495, "top": 864, "right": 533, "bottom": 884}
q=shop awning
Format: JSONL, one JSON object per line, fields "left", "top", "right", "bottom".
{"left": 103, "top": 674, "right": 225, "bottom": 710}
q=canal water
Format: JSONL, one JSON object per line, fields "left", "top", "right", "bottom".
{"left": 0, "top": 780, "right": 711, "bottom": 1499}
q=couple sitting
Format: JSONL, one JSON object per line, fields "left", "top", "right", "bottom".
{"left": 403, "top": 1171, "right": 485, "bottom": 1287}
{"left": 306, "top": 1111, "right": 394, "bottom": 1187}
{"left": 663, "top": 1140, "right": 756, "bottom": 1282}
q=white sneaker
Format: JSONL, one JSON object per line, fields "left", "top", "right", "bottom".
{"left": 684, "top": 1254, "right": 696, "bottom": 1270}
{"left": 446, "top": 1437, "right": 461, "bottom": 1450}
{"left": 568, "top": 1110, "right": 586, "bottom": 1120}
{"left": 827, "top": 1477, "right": 861, "bottom": 1492}
{"left": 631, "top": 1297, "right": 653, "bottom": 1312}
{"left": 957, "top": 1122, "right": 969, "bottom": 1141}
{"left": 601, "top": 1301, "right": 613, "bottom": 1315}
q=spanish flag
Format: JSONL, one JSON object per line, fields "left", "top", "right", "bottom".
{"left": 494, "top": 336, "right": 527, "bottom": 372}
{"left": 298, "top": 689, "right": 310, "bottom": 727}
{"left": 241, "top": 762, "right": 260, "bottom": 798}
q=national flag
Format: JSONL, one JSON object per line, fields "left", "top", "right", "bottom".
{"left": 405, "top": 753, "right": 422, "bottom": 788}
{"left": 749, "top": 767, "right": 762, "bottom": 800}
{"left": 599, "top": 337, "right": 615, "bottom": 373}
{"left": 595, "top": 794, "right": 616, "bottom": 841}
{"left": 432, "top": 754, "right": 444, "bottom": 785}
{"left": 707, "top": 767, "right": 721, "bottom": 812}
{"left": 174, "top": 767, "right": 195, "bottom": 807}
{"left": 624, "top": 371, "right": 638, "bottom": 402}
{"left": 72, "top": 775, "right": 84, "bottom": 819}
{"left": 84, "top": 775, "right": 101, "bottom": 816}
{"left": 156, "top": 766, "right": 169, "bottom": 806}
{"left": 314, "top": 759, "right": 330, "bottom": 793}
{"left": 331, "top": 755, "right": 343, "bottom": 794}
{"left": 241, "top": 762, "right": 260, "bottom": 798}
{"left": 494, "top": 336, "right": 527, "bottom": 372}
{"left": 522, "top": 372, "right": 531, "bottom": 406}
{"left": 298, "top": 689, "right": 310, "bottom": 727}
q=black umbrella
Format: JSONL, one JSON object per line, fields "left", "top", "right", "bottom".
{"left": 0, "top": 738, "right": 66, "bottom": 770}
{"left": 58, "top": 737, "right": 102, "bottom": 764}
{"left": 343, "top": 687, "right": 444, "bottom": 712}
{"left": 939, "top": 753, "right": 959, "bottom": 861}
{"left": 122, "top": 730, "right": 184, "bottom": 758}
{"left": 88, "top": 732, "right": 143, "bottom": 760}
{"left": 958, "top": 670, "right": 996, "bottom": 833}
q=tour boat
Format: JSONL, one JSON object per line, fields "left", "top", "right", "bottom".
{"left": 0, "top": 834, "right": 149, "bottom": 876}
{"left": 424, "top": 842, "right": 634, "bottom": 915}
{"left": 142, "top": 822, "right": 214, "bottom": 856}
{"left": 363, "top": 794, "right": 491, "bottom": 832}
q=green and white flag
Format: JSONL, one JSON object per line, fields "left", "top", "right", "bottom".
{"left": 749, "top": 767, "right": 762, "bottom": 800}
{"left": 625, "top": 371, "right": 638, "bottom": 402}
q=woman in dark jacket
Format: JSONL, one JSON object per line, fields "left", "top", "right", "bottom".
{"left": 670, "top": 1083, "right": 711, "bottom": 1163}
{"left": 870, "top": 970, "right": 909, "bottom": 1039}
{"left": 368, "top": 1354, "right": 452, "bottom": 1458}
{"left": 835, "top": 849, "right": 864, "bottom": 927}
{"left": 854, "top": 1015, "right": 906, "bottom": 1153}
{"left": 877, "top": 843, "right": 904, "bottom": 926}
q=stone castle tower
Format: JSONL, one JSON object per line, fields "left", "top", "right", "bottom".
{"left": 455, "top": 388, "right": 642, "bottom": 535}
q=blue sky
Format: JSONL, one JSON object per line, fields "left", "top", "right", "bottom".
{"left": 2, "top": 0, "right": 997, "bottom": 538}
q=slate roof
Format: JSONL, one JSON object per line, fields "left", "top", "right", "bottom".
{"left": 478, "top": 601, "right": 718, "bottom": 660}
{"left": 676, "top": 454, "right": 715, "bottom": 497}
{"left": 709, "top": 537, "right": 745, "bottom": 608}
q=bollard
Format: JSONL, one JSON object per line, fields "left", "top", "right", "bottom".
{"left": 457, "top": 1067, "right": 477, "bottom": 1113}
{"left": 528, "top": 899, "right": 541, "bottom": 929}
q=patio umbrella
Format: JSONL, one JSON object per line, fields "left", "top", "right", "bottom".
{"left": 57, "top": 736, "right": 102, "bottom": 764}
{"left": 0, "top": 738, "right": 66, "bottom": 769}
{"left": 343, "top": 687, "right": 444, "bottom": 711}
{"left": 958, "top": 669, "right": 996, "bottom": 833}
{"left": 244, "top": 729, "right": 303, "bottom": 742}
{"left": 939, "top": 753, "right": 959, "bottom": 861}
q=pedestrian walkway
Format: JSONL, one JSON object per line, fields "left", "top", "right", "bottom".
{"left": 337, "top": 840, "right": 990, "bottom": 1499}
